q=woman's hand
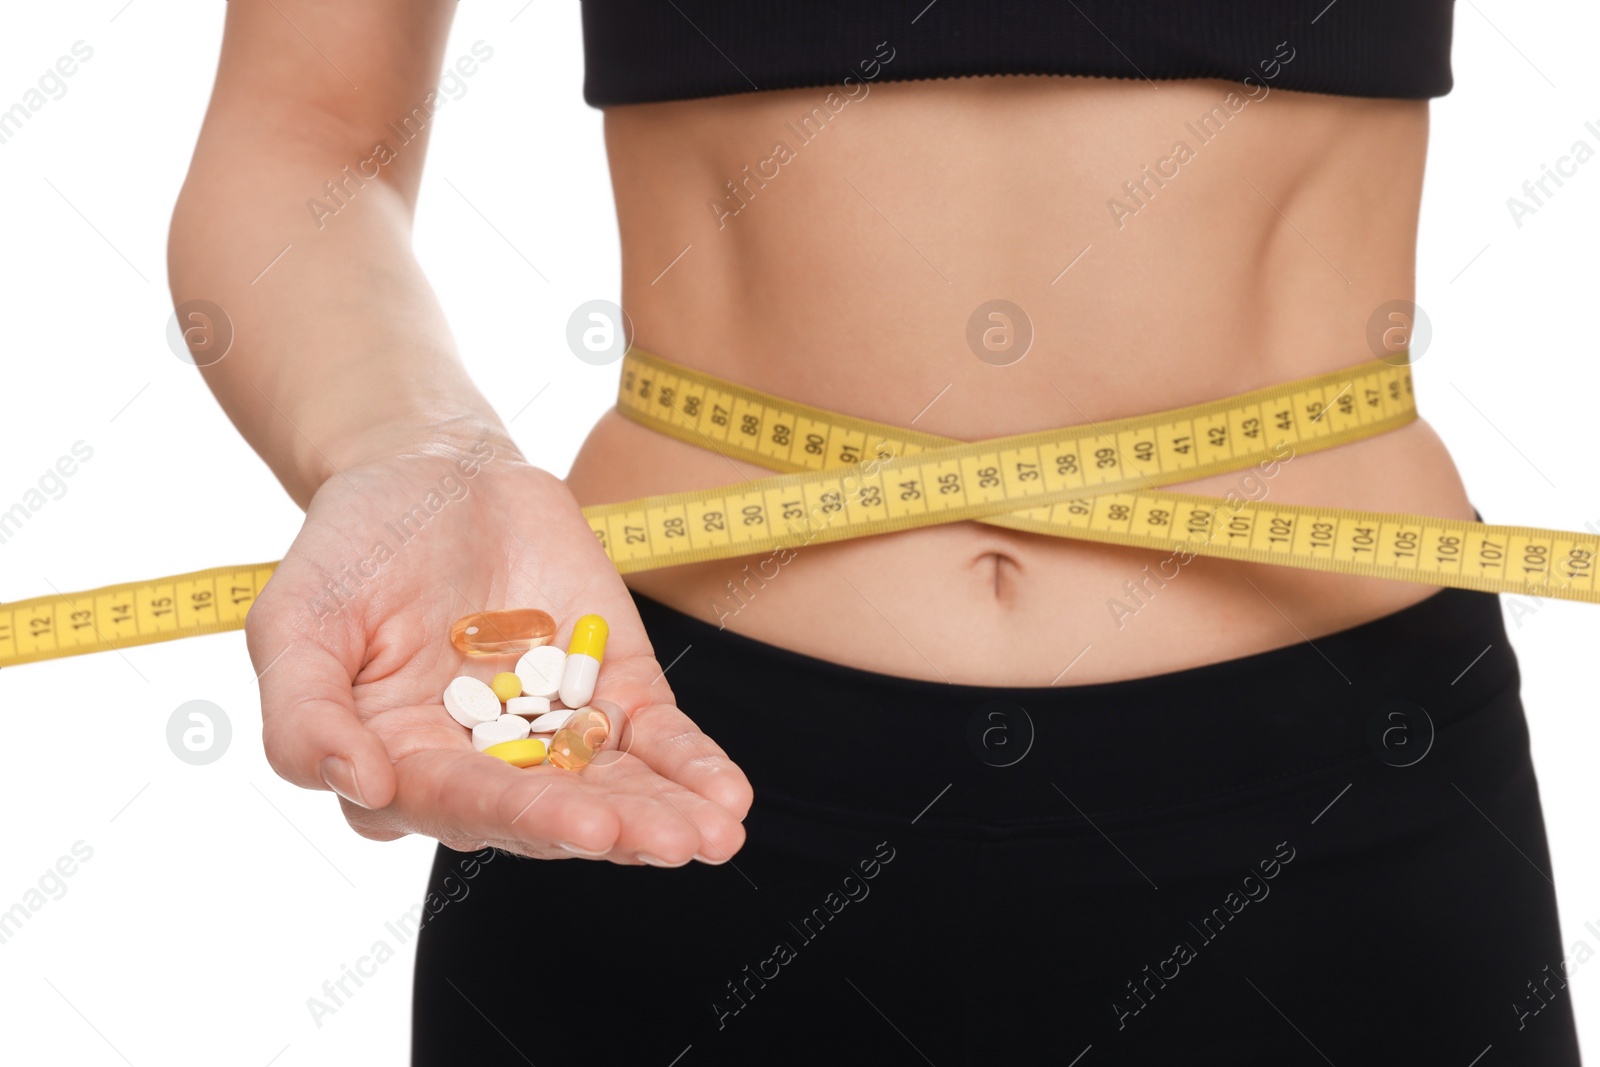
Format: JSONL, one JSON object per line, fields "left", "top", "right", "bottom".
{"left": 171, "top": 0, "right": 749, "bottom": 866}
{"left": 244, "top": 428, "right": 752, "bottom": 866}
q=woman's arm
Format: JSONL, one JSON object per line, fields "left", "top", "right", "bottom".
{"left": 169, "top": 0, "right": 752, "bottom": 864}
{"left": 170, "top": 0, "right": 493, "bottom": 504}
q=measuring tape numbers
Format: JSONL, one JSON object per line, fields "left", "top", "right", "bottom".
{"left": 0, "top": 564, "right": 277, "bottom": 668}
{"left": 596, "top": 349, "right": 1597, "bottom": 601}
{"left": 2, "top": 349, "right": 1593, "bottom": 669}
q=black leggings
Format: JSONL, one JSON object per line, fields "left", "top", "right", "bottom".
{"left": 413, "top": 587, "right": 1580, "bottom": 1065}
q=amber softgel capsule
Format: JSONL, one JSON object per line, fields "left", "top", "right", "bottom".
{"left": 449, "top": 609, "right": 557, "bottom": 656}
{"left": 548, "top": 707, "right": 612, "bottom": 771}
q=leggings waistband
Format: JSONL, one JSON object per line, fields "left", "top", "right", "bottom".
{"left": 631, "top": 586, "right": 1519, "bottom": 828}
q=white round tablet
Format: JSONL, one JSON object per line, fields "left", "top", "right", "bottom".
{"left": 443, "top": 676, "right": 501, "bottom": 728}
{"left": 516, "top": 646, "right": 567, "bottom": 699}
{"left": 506, "top": 695, "right": 551, "bottom": 718}
{"left": 472, "top": 714, "right": 532, "bottom": 752}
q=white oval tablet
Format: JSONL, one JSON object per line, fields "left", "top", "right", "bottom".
{"left": 443, "top": 676, "right": 501, "bottom": 728}
{"left": 506, "top": 695, "right": 551, "bottom": 718}
{"left": 472, "top": 714, "right": 532, "bottom": 752}
{"left": 516, "top": 646, "right": 567, "bottom": 699}
{"left": 526, "top": 708, "right": 575, "bottom": 734}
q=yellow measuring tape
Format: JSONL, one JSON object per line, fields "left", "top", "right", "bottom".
{"left": 2, "top": 349, "right": 1594, "bottom": 668}
{"left": 592, "top": 350, "right": 1597, "bottom": 599}
{"left": 1, "top": 564, "right": 279, "bottom": 668}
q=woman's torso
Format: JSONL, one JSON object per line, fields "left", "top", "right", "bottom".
{"left": 565, "top": 74, "right": 1475, "bottom": 685}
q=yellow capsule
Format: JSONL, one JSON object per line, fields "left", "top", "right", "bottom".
{"left": 490, "top": 672, "right": 523, "bottom": 702}
{"left": 449, "top": 609, "right": 556, "bottom": 656}
{"left": 483, "top": 737, "right": 548, "bottom": 767}
{"left": 566, "top": 615, "right": 609, "bottom": 660}
{"left": 559, "top": 615, "right": 608, "bottom": 708}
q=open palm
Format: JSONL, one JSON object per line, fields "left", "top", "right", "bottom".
{"left": 246, "top": 438, "right": 751, "bottom": 866}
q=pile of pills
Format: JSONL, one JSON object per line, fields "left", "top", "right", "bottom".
{"left": 442, "top": 609, "right": 614, "bottom": 771}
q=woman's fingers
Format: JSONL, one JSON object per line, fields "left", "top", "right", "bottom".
{"left": 345, "top": 707, "right": 745, "bottom": 863}
{"left": 583, "top": 751, "right": 748, "bottom": 864}
{"left": 254, "top": 641, "right": 399, "bottom": 809}
{"left": 594, "top": 653, "right": 755, "bottom": 819}
{"left": 355, "top": 741, "right": 622, "bottom": 855}
{"left": 619, "top": 701, "right": 755, "bottom": 821}
{"left": 248, "top": 575, "right": 399, "bottom": 810}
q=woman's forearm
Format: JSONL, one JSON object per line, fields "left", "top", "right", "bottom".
{"left": 168, "top": 116, "right": 509, "bottom": 508}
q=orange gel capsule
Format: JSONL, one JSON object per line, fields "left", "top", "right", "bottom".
{"left": 449, "top": 610, "right": 556, "bottom": 656}
{"left": 548, "top": 708, "right": 611, "bottom": 771}
{"left": 570, "top": 708, "right": 611, "bottom": 751}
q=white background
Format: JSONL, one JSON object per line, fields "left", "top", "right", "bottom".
{"left": 0, "top": 2, "right": 1596, "bottom": 1064}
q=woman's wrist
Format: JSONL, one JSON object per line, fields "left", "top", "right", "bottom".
{"left": 288, "top": 402, "right": 528, "bottom": 507}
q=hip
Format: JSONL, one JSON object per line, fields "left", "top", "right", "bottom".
{"left": 412, "top": 583, "right": 1577, "bottom": 1066}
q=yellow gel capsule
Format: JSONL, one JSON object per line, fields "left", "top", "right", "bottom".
{"left": 490, "top": 672, "right": 523, "bottom": 702}
{"left": 483, "top": 738, "right": 548, "bottom": 767}
{"left": 449, "top": 609, "right": 557, "bottom": 656}
{"left": 547, "top": 727, "right": 595, "bottom": 772}
{"left": 566, "top": 707, "right": 611, "bottom": 751}
{"left": 544, "top": 710, "right": 604, "bottom": 767}
{"left": 566, "top": 615, "right": 609, "bottom": 659}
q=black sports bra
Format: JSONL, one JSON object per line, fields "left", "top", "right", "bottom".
{"left": 580, "top": 0, "right": 1454, "bottom": 107}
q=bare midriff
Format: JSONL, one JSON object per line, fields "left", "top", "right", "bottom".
{"left": 563, "top": 73, "right": 1475, "bottom": 685}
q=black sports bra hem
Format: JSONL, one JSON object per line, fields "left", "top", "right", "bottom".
{"left": 580, "top": 0, "right": 1455, "bottom": 108}
{"left": 588, "top": 67, "right": 1444, "bottom": 110}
